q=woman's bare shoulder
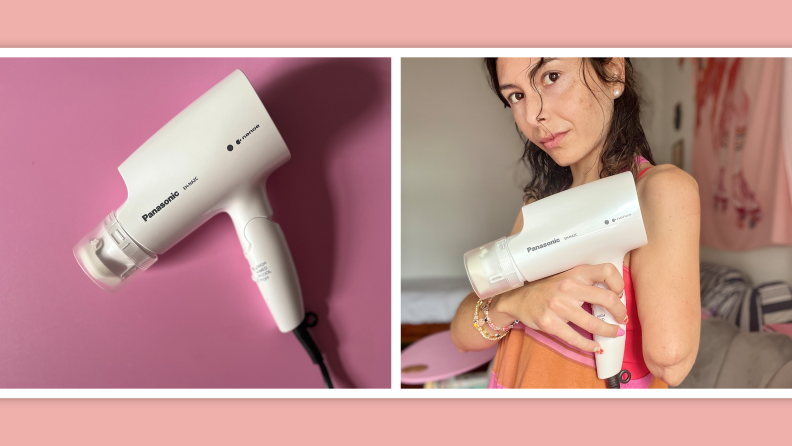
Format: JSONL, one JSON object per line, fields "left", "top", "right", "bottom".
{"left": 636, "top": 164, "right": 700, "bottom": 217}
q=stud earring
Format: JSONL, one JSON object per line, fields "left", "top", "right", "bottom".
{"left": 614, "top": 89, "right": 621, "bottom": 98}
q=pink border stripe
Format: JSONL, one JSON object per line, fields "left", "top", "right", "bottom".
{"left": 516, "top": 326, "right": 596, "bottom": 368}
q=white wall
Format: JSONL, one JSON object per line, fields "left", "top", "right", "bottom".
{"left": 402, "top": 57, "right": 792, "bottom": 285}
{"left": 632, "top": 58, "right": 695, "bottom": 169}
{"left": 401, "top": 58, "right": 525, "bottom": 279}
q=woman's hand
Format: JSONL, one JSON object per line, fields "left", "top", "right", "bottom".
{"left": 450, "top": 263, "right": 627, "bottom": 353}
{"left": 495, "top": 263, "right": 626, "bottom": 351}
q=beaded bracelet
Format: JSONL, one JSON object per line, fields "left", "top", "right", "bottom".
{"left": 481, "top": 298, "right": 519, "bottom": 332}
{"left": 473, "top": 299, "right": 518, "bottom": 341}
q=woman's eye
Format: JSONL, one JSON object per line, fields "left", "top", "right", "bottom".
{"left": 542, "top": 72, "right": 560, "bottom": 85}
{"left": 507, "top": 92, "right": 524, "bottom": 104}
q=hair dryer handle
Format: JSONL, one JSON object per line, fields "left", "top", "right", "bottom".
{"left": 591, "top": 260, "right": 627, "bottom": 380}
{"left": 227, "top": 189, "right": 305, "bottom": 333}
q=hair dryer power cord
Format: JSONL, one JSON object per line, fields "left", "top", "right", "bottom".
{"left": 292, "top": 312, "right": 334, "bottom": 389}
{"left": 605, "top": 369, "right": 631, "bottom": 389}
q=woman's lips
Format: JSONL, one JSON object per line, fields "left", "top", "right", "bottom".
{"left": 540, "top": 131, "right": 568, "bottom": 149}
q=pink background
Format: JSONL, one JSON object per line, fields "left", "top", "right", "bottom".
{"left": 0, "top": 58, "right": 391, "bottom": 388}
{"left": 1, "top": 399, "right": 791, "bottom": 443}
{"left": 3, "top": 0, "right": 792, "bottom": 47}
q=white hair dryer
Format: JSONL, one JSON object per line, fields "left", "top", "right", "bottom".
{"left": 74, "top": 70, "right": 332, "bottom": 387}
{"left": 463, "top": 171, "right": 647, "bottom": 388}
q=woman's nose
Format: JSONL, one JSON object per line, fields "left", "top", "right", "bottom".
{"left": 523, "top": 98, "right": 548, "bottom": 127}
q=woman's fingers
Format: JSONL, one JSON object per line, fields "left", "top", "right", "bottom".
{"left": 572, "top": 264, "right": 628, "bottom": 323}
{"left": 545, "top": 318, "right": 603, "bottom": 353}
{"left": 565, "top": 305, "right": 622, "bottom": 339}
{"left": 577, "top": 283, "right": 628, "bottom": 325}
{"left": 577, "top": 263, "right": 625, "bottom": 296}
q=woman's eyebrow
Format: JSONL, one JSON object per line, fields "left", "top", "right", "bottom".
{"left": 499, "top": 58, "right": 562, "bottom": 90}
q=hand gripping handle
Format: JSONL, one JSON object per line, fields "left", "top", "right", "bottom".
{"left": 590, "top": 259, "right": 627, "bottom": 380}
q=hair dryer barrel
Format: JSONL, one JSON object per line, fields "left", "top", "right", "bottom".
{"left": 72, "top": 68, "right": 304, "bottom": 332}
{"left": 74, "top": 69, "right": 290, "bottom": 292}
{"left": 463, "top": 236, "right": 525, "bottom": 300}
{"left": 74, "top": 212, "right": 157, "bottom": 291}
{"left": 464, "top": 172, "right": 647, "bottom": 299}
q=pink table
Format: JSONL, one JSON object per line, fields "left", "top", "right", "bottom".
{"left": 401, "top": 331, "right": 497, "bottom": 385}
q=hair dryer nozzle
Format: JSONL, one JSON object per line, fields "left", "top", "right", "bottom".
{"left": 73, "top": 212, "right": 157, "bottom": 292}
{"left": 464, "top": 237, "right": 524, "bottom": 299}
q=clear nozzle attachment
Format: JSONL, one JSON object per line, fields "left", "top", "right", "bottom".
{"left": 73, "top": 212, "right": 157, "bottom": 292}
{"left": 463, "top": 236, "right": 524, "bottom": 300}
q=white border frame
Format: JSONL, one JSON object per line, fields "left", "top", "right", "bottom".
{"left": 2, "top": 48, "right": 791, "bottom": 398}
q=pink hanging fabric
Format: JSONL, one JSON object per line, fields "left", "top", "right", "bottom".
{"left": 693, "top": 58, "right": 792, "bottom": 250}
{"left": 783, "top": 59, "right": 792, "bottom": 223}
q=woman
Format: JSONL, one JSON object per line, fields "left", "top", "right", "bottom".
{"left": 449, "top": 58, "right": 701, "bottom": 388}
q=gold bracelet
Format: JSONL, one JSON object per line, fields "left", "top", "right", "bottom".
{"left": 473, "top": 299, "right": 509, "bottom": 341}
{"left": 481, "top": 298, "right": 519, "bottom": 332}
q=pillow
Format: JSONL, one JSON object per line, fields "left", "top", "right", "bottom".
{"left": 735, "top": 282, "right": 792, "bottom": 332}
{"left": 700, "top": 262, "right": 752, "bottom": 323}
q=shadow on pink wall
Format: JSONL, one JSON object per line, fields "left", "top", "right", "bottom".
{"left": 155, "top": 59, "right": 388, "bottom": 388}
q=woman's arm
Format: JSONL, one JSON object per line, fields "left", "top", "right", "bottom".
{"left": 450, "top": 209, "right": 628, "bottom": 353}
{"left": 630, "top": 165, "right": 701, "bottom": 386}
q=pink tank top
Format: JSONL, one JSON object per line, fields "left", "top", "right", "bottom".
{"left": 621, "top": 157, "right": 654, "bottom": 381}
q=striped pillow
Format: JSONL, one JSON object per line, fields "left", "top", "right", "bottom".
{"left": 736, "top": 282, "right": 792, "bottom": 332}
{"left": 700, "top": 262, "right": 752, "bottom": 323}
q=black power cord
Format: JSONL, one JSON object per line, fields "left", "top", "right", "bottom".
{"left": 292, "top": 312, "right": 334, "bottom": 389}
{"left": 605, "top": 369, "right": 631, "bottom": 389}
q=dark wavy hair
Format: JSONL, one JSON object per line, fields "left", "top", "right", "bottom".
{"left": 485, "top": 58, "right": 654, "bottom": 203}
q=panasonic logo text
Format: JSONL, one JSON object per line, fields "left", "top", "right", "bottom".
{"left": 142, "top": 191, "right": 179, "bottom": 222}
{"left": 526, "top": 238, "right": 560, "bottom": 253}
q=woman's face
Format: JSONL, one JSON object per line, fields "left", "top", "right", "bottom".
{"left": 496, "top": 58, "right": 620, "bottom": 167}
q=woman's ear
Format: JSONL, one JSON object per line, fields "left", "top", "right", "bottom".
{"left": 608, "top": 57, "right": 626, "bottom": 84}
{"left": 607, "top": 58, "right": 626, "bottom": 98}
